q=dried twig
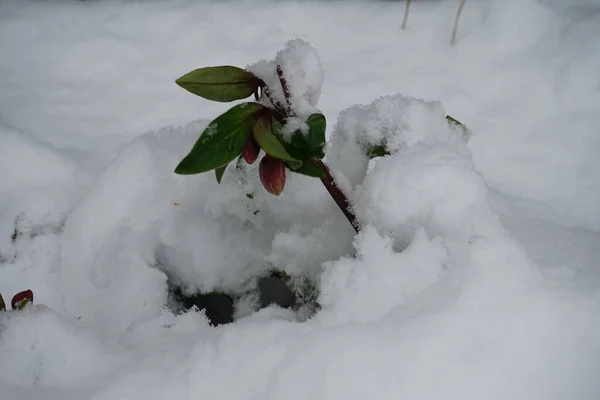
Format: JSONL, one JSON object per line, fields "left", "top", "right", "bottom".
{"left": 451, "top": 0, "right": 467, "bottom": 46}
{"left": 402, "top": 0, "right": 412, "bottom": 30}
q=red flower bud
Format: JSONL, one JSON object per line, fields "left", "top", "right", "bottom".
{"left": 242, "top": 135, "right": 260, "bottom": 164}
{"left": 259, "top": 155, "right": 286, "bottom": 196}
{"left": 11, "top": 289, "right": 33, "bottom": 310}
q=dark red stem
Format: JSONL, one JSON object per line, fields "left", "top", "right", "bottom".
{"left": 268, "top": 65, "right": 359, "bottom": 233}
{"left": 312, "top": 159, "right": 359, "bottom": 233}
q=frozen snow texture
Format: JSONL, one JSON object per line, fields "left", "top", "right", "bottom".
{"left": 320, "top": 226, "right": 446, "bottom": 324}
{"left": 357, "top": 142, "right": 490, "bottom": 240}
{"left": 0, "top": 120, "right": 78, "bottom": 249}
{"left": 274, "top": 39, "right": 323, "bottom": 112}
{"left": 326, "top": 94, "right": 488, "bottom": 243}
{"left": 0, "top": 119, "right": 87, "bottom": 312}
{"left": 327, "top": 94, "right": 469, "bottom": 193}
{"left": 59, "top": 119, "right": 354, "bottom": 330}
{"left": 0, "top": 306, "right": 121, "bottom": 389}
{"left": 249, "top": 38, "right": 323, "bottom": 137}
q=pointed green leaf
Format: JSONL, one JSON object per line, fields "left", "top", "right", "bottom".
{"left": 365, "top": 144, "right": 390, "bottom": 159}
{"left": 445, "top": 114, "right": 463, "bottom": 126}
{"left": 306, "top": 113, "right": 326, "bottom": 147}
{"left": 446, "top": 114, "right": 468, "bottom": 136}
{"left": 287, "top": 159, "right": 325, "bottom": 178}
{"left": 253, "top": 115, "right": 303, "bottom": 169}
{"left": 16, "top": 298, "right": 31, "bottom": 310}
{"left": 0, "top": 293, "right": 5, "bottom": 311}
{"left": 276, "top": 136, "right": 311, "bottom": 161}
{"left": 176, "top": 66, "right": 260, "bottom": 102}
{"left": 290, "top": 113, "right": 326, "bottom": 159}
{"left": 215, "top": 163, "right": 228, "bottom": 183}
{"left": 175, "top": 103, "right": 265, "bottom": 175}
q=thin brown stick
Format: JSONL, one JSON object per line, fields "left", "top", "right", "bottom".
{"left": 451, "top": 0, "right": 467, "bottom": 46}
{"left": 312, "top": 159, "right": 359, "bottom": 233}
{"left": 402, "top": 0, "right": 412, "bottom": 30}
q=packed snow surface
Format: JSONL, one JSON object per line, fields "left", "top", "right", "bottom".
{"left": 1, "top": 0, "right": 599, "bottom": 399}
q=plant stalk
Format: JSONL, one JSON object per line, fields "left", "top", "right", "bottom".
{"left": 274, "top": 65, "right": 359, "bottom": 233}
{"left": 259, "top": 81, "right": 287, "bottom": 120}
{"left": 312, "top": 159, "right": 359, "bottom": 233}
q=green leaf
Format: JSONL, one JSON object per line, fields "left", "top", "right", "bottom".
{"left": 215, "top": 163, "right": 228, "bottom": 183}
{"left": 290, "top": 113, "right": 326, "bottom": 159}
{"left": 306, "top": 113, "right": 326, "bottom": 148}
{"left": 0, "top": 293, "right": 5, "bottom": 312}
{"left": 287, "top": 159, "right": 326, "bottom": 178}
{"left": 446, "top": 114, "right": 468, "bottom": 136}
{"left": 176, "top": 66, "right": 259, "bottom": 102}
{"left": 175, "top": 103, "right": 265, "bottom": 175}
{"left": 15, "top": 298, "right": 31, "bottom": 310}
{"left": 445, "top": 114, "right": 463, "bottom": 126}
{"left": 365, "top": 144, "right": 390, "bottom": 159}
{"left": 253, "top": 115, "right": 303, "bottom": 169}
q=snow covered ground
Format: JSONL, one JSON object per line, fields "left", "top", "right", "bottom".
{"left": 1, "top": 0, "right": 599, "bottom": 399}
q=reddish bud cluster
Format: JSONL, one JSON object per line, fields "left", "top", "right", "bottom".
{"left": 11, "top": 289, "right": 33, "bottom": 310}
{"left": 242, "top": 136, "right": 260, "bottom": 164}
{"left": 259, "top": 155, "right": 286, "bottom": 196}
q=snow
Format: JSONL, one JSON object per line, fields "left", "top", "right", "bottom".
{"left": 320, "top": 226, "right": 447, "bottom": 324}
{"left": 249, "top": 38, "right": 324, "bottom": 138}
{"left": 59, "top": 120, "right": 353, "bottom": 329}
{"left": 1, "top": 0, "right": 600, "bottom": 399}
{"left": 0, "top": 306, "right": 121, "bottom": 389}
